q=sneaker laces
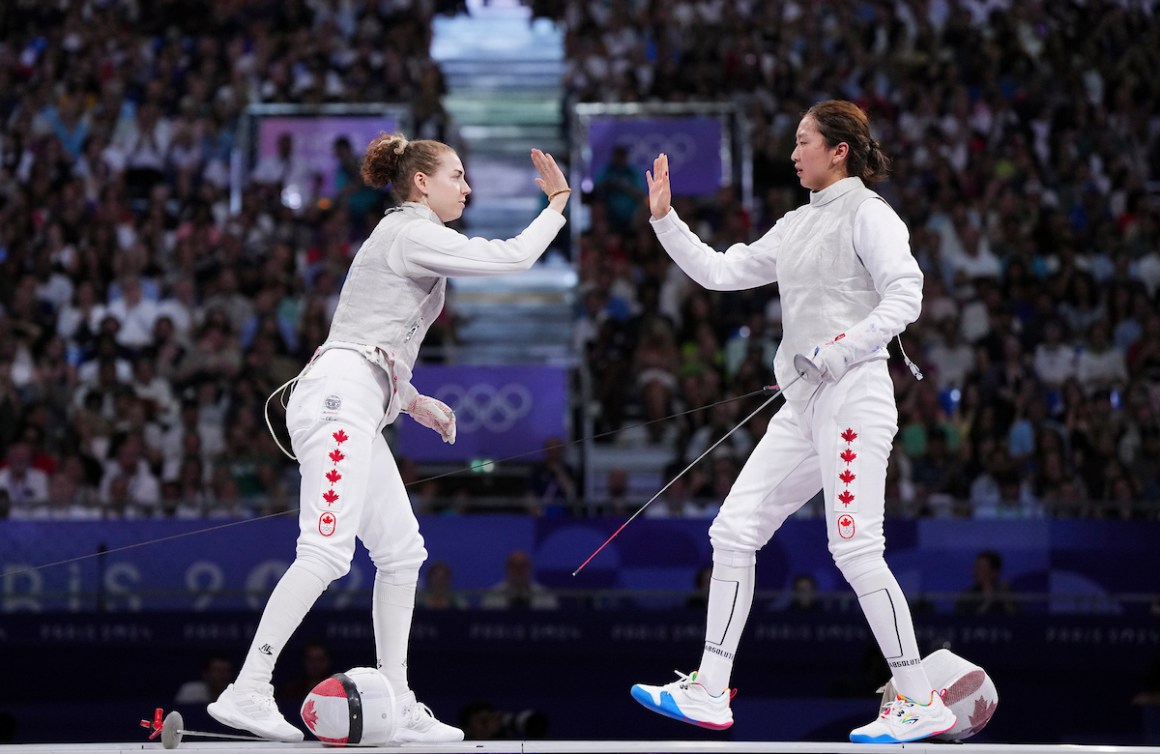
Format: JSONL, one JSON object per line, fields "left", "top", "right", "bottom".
{"left": 402, "top": 699, "right": 439, "bottom": 729}
{"left": 244, "top": 687, "right": 281, "bottom": 716}
{"left": 670, "top": 671, "right": 737, "bottom": 701}
{"left": 880, "top": 692, "right": 937, "bottom": 720}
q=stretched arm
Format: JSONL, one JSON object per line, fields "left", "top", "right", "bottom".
{"left": 646, "top": 153, "right": 780, "bottom": 290}
{"left": 396, "top": 149, "right": 570, "bottom": 277}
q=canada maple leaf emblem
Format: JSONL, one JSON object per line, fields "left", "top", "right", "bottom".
{"left": 961, "top": 696, "right": 998, "bottom": 737}
{"left": 325, "top": 469, "right": 342, "bottom": 484}
{"left": 329, "top": 449, "right": 345, "bottom": 463}
{"left": 841, "top": 428, "right": 858, "bottom": 443}
{"left": 838, "top": 490, "right": 855, "bottom": 506}
{"left": 332, "top": 429, "right": 349, "bottom": 444}
{"left": 322, "top": 489, "right": 339, "bottom": 504}
{"left": 839, "top": 470, "right": 855, "bottom": 485}
{"left": 321, "top": 513, "right": 335, "bottom": 525}
{"left": 302, "top": 699, "right": 318, "bottom": 729}
{"left": 840, "top": 448, "right": 857, "bottom": 464}
{"left": 839, "top": 515, "right": 853, "bottom": 528}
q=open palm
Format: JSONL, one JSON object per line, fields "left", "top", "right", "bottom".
{"left": 645, "top": 153, "right": 671, "bottom": 219}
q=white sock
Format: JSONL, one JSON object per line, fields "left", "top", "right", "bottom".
{"left": 695, "top": 559, "right": 754, "bottom": 696}
{"left": 849, "top": 566, "right": 932, "bottom": 701}
{"left": 235, "top": 562, "right": 328, "bottom": 692}
{"left": 373, "top": 569, "right": 418, "bottom": 696}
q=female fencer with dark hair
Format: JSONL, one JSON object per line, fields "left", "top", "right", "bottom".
{"left": 209, "top": 133, "right": 571, "bottom": 743}
{"left": 630, "top": 100, "right": 955, "bottom": 744}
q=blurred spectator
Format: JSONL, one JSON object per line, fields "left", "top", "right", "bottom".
{"left": 644, "top": 461, "right": 705, "bottom": 519}
{"left": 0, "top": 441, "right": 50, "bottom": 516}
{"left": 1033, "top": 320, "right": 1077, "bottom": 390}
{"left": 175, "top": 652, "right": 234, "bottom": 705}
{"left": 956, "top": 550, "right": 1017, "bottom": 616}
{"left": 686, "top": 565, "right": 712, "bottom": 609}
{"left": 481, "top": 549, "right": 559, "bottom": 610}
{"left": 783, "top": 573, "right": 822, "bottom": 614}
{"left": 277, "top": 640, "right": 333, "bottom": 705}
{"left": 594, "top": 144, "right": 647, "bottom": 236}
{"left": 419, "top": 561, "right": 469, "bottom": 610}
{"left": 525, "top": 436, "right": 579, "bottom": 516}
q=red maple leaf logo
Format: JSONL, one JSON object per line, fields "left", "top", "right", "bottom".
{"left": 839, "top": 515, "right": 853, "bottom": 528}
{"left": 321, "top": 513, "right": 335, "bottom": 525}
{"left": 325, "top": 469, "right": 342, "bottom": 484}
{"left": 322, "top": 489, "right": 339, "bottom": 505}
{"left": 329, "top": 449, "right": 345, "bottom": 463}
{"left": 332, "top": 429, "right": 349, "bottom": 444}
{"left": 302, "top": 699, "right": 318, "bottom": 729}
{"left": 840, "top": 448, "right": 857, "bottom": 464}
{"left": 839, "top": 470, "right": 855, "bottom": 485}
{"left": 841, "top": 428, "right": 858, "bottom": 443}
{"left": 838, "top": 490, "right": 855, "bottom": 506}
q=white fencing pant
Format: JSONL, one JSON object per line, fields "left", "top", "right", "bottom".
{"left": 234, "top": 348, "right": 426, "bottom": 695}
{"left": 697, "top": 360, "right": 932, "bottom": 700}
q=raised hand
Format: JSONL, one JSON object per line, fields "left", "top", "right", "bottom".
{"left": 531, "top": 148, "right": 571, "bottom": 206}
{"left": 645, "top": 153, "right": 671, "bottom": 220}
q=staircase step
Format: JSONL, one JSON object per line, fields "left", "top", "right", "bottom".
{"left": 444, "top": 92, "right": 562, "bottom": 125}
{"left": 431, "top": 0, "right": 570, "bottom": 365}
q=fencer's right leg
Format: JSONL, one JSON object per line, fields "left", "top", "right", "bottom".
{"left": 631, "top": 407, "right": 820, "bottom": 729}
{"left": 211, "top": 352, "right": 380, "bottom": 742}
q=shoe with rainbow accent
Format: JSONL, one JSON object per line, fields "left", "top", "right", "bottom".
{"left": 849, "top": 690, "right": 957, "bottom": 743}
{"left": 630, "top": 670, "right": 734, "bottom": 730}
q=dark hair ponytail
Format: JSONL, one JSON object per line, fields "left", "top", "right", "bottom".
{"left": 805, "top": 100, "right": 891, "bottom": 184}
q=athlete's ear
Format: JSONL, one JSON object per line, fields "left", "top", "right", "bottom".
{"left": 833, "top": 141, "right": 849, "bottom": 165}
{"left": 413, "top": 171, "right": 429, "bottom": 197}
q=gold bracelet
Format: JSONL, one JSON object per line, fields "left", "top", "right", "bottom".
{"left": 548, "top": 188, "right": 572, "bottom": 200}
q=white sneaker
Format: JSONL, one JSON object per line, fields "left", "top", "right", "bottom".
{"left": 630, "top": 670, "right": 734, "bottom": 730}
{"left": 850, "top": 691, "right": 957, "bottom": 743}
{"left": 392, "top": 690, "right": 464, "bottom": 743}
{"left": 208, "top": 683, "right": 304, "bottom": 742}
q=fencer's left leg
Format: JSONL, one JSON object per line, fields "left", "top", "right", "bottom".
{"left": 818, "top": 363, "right": 955, "bottom": 743}
{"left": 359, "top": 433, "right": 462, "bottom": 744}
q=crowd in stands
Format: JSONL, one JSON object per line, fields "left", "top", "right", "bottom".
{"left": 1, "top": 0, "right": 1159, "bottom": 522}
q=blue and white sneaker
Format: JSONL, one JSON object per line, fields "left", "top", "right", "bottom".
{"left": 630, "top": 670, "right": 734, "bottom": 730}
{"left": 850, "top": 691, "right": 957, "bottom": 743}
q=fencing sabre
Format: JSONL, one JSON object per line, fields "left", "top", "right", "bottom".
{"left": 573, "top": 371, "right": 805, "bottom": 575}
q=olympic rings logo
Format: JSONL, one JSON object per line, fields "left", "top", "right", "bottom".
{"left": 613, "top": 132, "right": 699, "bottom": 169}
{"left": 435, "top": 382, "right": 533, "bottom": 433}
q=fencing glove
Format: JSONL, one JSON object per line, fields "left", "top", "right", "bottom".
{"left": 405, "top": 394, "right": 456, "bottom": 443}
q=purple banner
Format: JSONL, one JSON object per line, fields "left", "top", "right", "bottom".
{"left": 585, "top": 116, "right": 723, "bottom": 196}
{"left": 397, "top": 365, "right": 568, "bottom": 463}
{"left": 257, "top": 114, "right": 400, "bottom": 197}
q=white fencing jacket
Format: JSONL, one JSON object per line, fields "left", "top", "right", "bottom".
{"left": 650, "top": 177, "right": 922, "bottom": 410}
{"left": 325, "top": 201, "right": 565, "bottom": 420}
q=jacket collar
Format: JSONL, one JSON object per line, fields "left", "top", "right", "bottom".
{"left": 397, "top": 201, "right": 444, "bottom": 224}
{"left": 809, "top": 176, "right": 865, "bottom": 207}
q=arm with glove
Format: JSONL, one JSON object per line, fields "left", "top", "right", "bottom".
{"left": 396, "top": 380, "right": 456, "bottom": 444}
{"left": 795, "top": 199, "right": 924, "bottom": 384}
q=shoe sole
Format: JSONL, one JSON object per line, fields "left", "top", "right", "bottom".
{"left": 207, "top": 701, "right": 304, "bottom": 743}
{"left": 630, "top": 686, "right": 733, "bottom": 730}
{"left": 849, "top": 717, "right": 957, "bottom": 744}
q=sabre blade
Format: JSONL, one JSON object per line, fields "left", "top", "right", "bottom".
{"left": 572, "top": 373, "right": 803, "bottom": 575}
